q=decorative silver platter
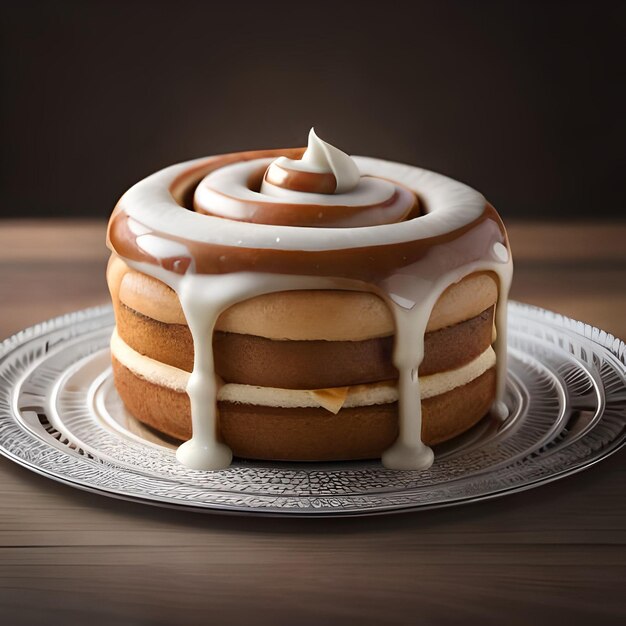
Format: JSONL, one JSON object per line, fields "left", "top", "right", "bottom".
{"left": 0, "top": 303, "right": 624, "bottom": 517}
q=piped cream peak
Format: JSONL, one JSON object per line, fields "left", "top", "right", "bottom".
{"left": 300, "top": 128, "right": 361, "bottom": 193}
{"left": 262, "top": 128, "right": 361, "bottom": 195}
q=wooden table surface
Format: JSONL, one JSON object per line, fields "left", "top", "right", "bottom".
{"left": 0, "top": 220, "right": 625, "bottom": 626}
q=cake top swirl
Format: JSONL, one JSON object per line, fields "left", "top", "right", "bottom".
{"left": 192, "top": 129, "right": 418, "bottom": 227}
{"left": 107, "top": 143, "right": 501, "bottom": 280}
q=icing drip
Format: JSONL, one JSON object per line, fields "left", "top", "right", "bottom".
{"left": 107, "top": 135, "right": 513, "bottom": 472}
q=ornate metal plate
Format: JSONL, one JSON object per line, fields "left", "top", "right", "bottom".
{"left": 0, "top": 303, "right": 624, "bottom": 516}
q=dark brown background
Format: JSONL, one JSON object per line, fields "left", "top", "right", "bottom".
{"left": 1, "top": 2, "right": 626, "bottom": 624}
{"left": 1, "top": 0, "right": 625, "bottom": 220}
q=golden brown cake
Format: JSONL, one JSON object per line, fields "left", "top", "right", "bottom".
{"left": 106, "top": 129, "right": 513, "bottom": 470}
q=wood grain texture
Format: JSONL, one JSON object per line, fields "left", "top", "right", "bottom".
{"left": 0, "top": 220, "right": 625, "bottom": 626}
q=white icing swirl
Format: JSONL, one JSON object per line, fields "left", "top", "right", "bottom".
{"left": 193, "top": 130, "right": 417, "bottom": 228}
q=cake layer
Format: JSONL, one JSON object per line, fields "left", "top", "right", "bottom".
{"left": 112, "top": 359, "right": 496, "bottom": 459}
{"left": 107, "top": 256, "right": 498, "bottom": 341}
{"left": 111, "top": 330, "right": 495, "bottom": 409}
{"left": 115, "top": 302, "right": 495, "bottom": 388}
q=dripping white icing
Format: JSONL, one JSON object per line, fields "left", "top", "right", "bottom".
{"left": 111, "top": 146, "right": 513, "bottom": 472}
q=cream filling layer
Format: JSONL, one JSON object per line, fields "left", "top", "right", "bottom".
{"left": 111, "top": 330, "right": 496, "bottom": 413}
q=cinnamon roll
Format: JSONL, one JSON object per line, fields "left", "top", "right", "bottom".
{"left": 106, "top": 128, "right": 513, "bottom": 470}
